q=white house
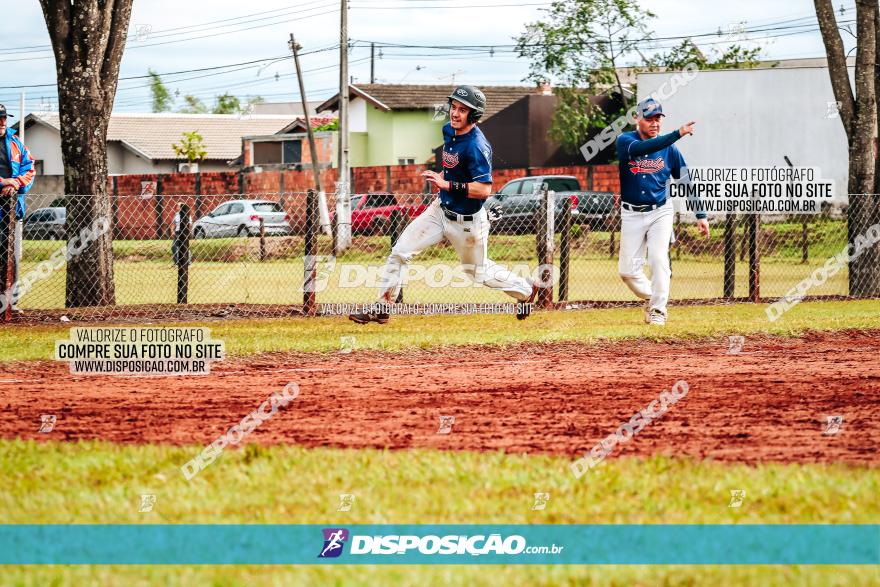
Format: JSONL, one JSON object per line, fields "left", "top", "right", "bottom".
{"left": 17, "top": 112, "right": 297, "bottom": 175}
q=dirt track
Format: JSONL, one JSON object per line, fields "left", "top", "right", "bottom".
{"left": 1, "top": 330, "right": 878, "bottom": 464}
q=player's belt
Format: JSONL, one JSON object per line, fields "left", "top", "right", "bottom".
{"left": 621, "top": 200, "right": 666, "bottom": 212}
{"left": 440, "top": 205, "right": 475, "bottom": 222}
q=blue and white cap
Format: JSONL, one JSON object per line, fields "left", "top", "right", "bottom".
{"left": 636, "top": 98, "right": 664, "bottom": 118}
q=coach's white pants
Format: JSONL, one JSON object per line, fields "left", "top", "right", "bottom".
{"left": 618, "top": 200, "right": 674, "bottom": 315}
{"left": 377, "top": 199, "right": 533, "bottom": 302}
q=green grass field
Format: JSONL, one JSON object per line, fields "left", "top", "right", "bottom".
{"left": 16, "top": 219, "right": 851, "bottom": 309}
{"left": 0, "top": 442, "right": 877, "bottom": 585}
{"left": 2, "top": 300, "right": 877, "bottom": 584}
{"left": 2, "top": 300, "right": 878, "bottom": 361}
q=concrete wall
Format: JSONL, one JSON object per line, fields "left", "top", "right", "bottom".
{"left": 390, "top": 110, "right": 445, "bottom": 165}
{"left": 355, "top": 106, "right": 445, "bottom": 167}
{"left": 364, "top": 106, "right": 393, "bottom": 166}
{"left": 349, "top": 98, "right": 367, "bottom": 133}
{"left": 29, "top": 174, "right": 64, "bottom": 196}
{"left": 23, "top": 124, "right": 63, "bottom": 175}
{"left": 637, "top": 66, "right": 854, "bottom": 204}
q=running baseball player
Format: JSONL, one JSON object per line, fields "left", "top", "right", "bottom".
{"left": 349, "top": 85, "right": 539, "bottom": 324}
{"left": 616, "top": 97, "right": 709, "bottom": 326}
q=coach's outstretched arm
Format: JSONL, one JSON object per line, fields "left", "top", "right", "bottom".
{"left": 619, "top": 121, "right": 695, "bottom": 158}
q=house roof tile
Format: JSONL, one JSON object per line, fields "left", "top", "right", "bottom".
{"left": 317, "top": 84, "right": 541, "bottom": 119}
{"left": 28, "top": 112, "right": 296, "bottom": 160}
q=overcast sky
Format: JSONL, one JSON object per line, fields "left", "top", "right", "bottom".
{"left": 0, "top": 0, "right": 857, "bottom": 115}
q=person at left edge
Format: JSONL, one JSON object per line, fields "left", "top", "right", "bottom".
{"left": 0, "top": 104, "right": 36, "bottom": 312}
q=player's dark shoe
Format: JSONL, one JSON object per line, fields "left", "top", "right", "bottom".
{"left": 516, "top": 283, "right": 540, "bottom": 321}
{"left": 349, "top": 304, "right": 390, "bottom": 325}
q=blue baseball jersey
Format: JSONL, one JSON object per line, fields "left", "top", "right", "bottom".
{"left": 439, "top": 122, "right": 493, "bottom": 215}
{"left": 616, "top": 130, "right": 686, "bottom": 207}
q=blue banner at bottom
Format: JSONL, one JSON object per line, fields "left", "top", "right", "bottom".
{"left": 1, "top": 525, "right": 877, "bottom": 564}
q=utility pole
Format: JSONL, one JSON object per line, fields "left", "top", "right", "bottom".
{"left": 290, "top": 33, "right": 322, "bottom": 194}
{"left": 336, "top": 0, "right": 351, "bottom": 253}
{"left": 370, "top": 42, "right": 375, "bottom": 83}
{"left": 19, "top": 92, "right": 25, "bottom": 145}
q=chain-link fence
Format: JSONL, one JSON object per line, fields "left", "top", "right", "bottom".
{"left": 3, "top": 189, "right": 876, "bottom": 322}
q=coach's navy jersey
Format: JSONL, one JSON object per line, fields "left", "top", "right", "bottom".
{"left": 616, "top": 130, "right": 686, "bottom": 207}
{"left": 439, "top": 122, "right": 493, "bottom": 215}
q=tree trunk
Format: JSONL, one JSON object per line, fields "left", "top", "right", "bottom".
{"left": 814, "top": 0, "right": 879, "bottom": 296}
{"left": 39, "top": 0, "right": 133, "bottom": 307}
{"left": 848, "top": 0, "right": 879, "bottom": 296}
{"left": 875, "top": 4, "right": 880, "bottom": 202}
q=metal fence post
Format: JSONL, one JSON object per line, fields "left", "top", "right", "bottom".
{"left": 194, "top": 173, "right": 203, "bottom": 219}
{"left": 175, "top": 204, "right": 191, "bottom": 304}
{"left": 674, "top": 211, "right": 681, "bottom": 260}
{"left": 801, "top": 215, "right": 809, "bottom": 264}
{"left": 723, "top": 213, "right": 736, "bottom": 298}
{"left": 390, "top": 209, "right": 404, "bottom": 303}
{"left": 558, "top": 202, "right": 571, "bottom": 303}
{"left": 534, "top": 184, "right": 554, "bottom": 309}
{"left": 155, "top": 174, "right": 164, "bottom": 240}
{"left": 3, "top": 196, "right": 15, "bottom": 322}
{"left": 259, "top": 217, "right": 266, "bottom": 261}
{"left": 748, "top": 214, "right": 760, "bottom": 302}
{"left": 303, "top": 188, "right": 318, "bottom": 316}
{"left": 609, "top": 208, "right": 617, "bottom": 258}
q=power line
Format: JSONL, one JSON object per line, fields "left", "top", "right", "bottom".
{"left": 0, "top": 47, "right": 338, "bottom": 90}
{"left": 0, "top": 3, "right": 340, "bottom": 61}
{"left": 354, "top": 17, "right": 856, "bottom": 51}
{"left": 112, "top": 57, "right": 371, "bottom": 109}
{"left": 349, "top": 1, "right": 551, "bottom": 7}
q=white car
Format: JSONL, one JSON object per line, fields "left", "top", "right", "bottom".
{"left": 192, "top": 199, "right": 292, "bottom": 239}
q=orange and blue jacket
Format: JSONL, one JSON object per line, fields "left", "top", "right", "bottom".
{"left": 3, "top": 127, "right": 35, "bottom": 220}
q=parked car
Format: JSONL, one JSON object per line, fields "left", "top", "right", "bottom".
{"left": 485, "top": 175, "right": 615, "bottom": 234}
{"left": 192, "top": 200, "right": 291, "bottom": 239}
{"left": 339, "top": 192, "right": 430, "bottom": 235}
{"left": 23, "top": 207, "right": 66, "bottom": 240}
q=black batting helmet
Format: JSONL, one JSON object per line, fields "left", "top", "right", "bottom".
{"left": 447, "top": 85, "right": 486, "bottom": 124}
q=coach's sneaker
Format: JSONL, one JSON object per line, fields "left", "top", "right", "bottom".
{"left": 349, "top": 303, "right": 390, "bottom": 325}
{"left": 648, "top": 309, "right": 666, "bottom": 326}
{"left": 517, "top": 282, "right": 541, "bottom": 321}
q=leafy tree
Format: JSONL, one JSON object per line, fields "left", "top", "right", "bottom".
{"left": 179, "top": 95, "right": 208, "bottom": 114}
{"left": 517, "top": 0, "right": 769, "bottom": 154}
{"left": 642, "top": 38, "right": 766, "bottom": 71}
{"left": 814, "top": 0, "right": 878, "bottom": 296}
{"left": 148, "top": 68, "right": 173, "bottom": 113}
{"left": 171, "top": 131, "right": 208, "bottom": 165}
{"left": 516, "top": 0, "right": 654, "bottom": 153}
{"left": 212, "top": 93, "right": 241, "bottom": 114}
{"left": 39, "top": 0, "right": 134, "bottom": 307}
{"left": 315, "top": 119, "right": 339, "bottom": 131}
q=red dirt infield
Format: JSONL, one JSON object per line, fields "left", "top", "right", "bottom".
{"left": 1, "top": 330, "right": 878, "bottom": 464}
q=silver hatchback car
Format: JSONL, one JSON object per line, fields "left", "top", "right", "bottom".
{"left": 192, "top": 200, "right": 292, "bottom": 239}
{"left": 23, "top": 207, "right": 66, "bottom": 240}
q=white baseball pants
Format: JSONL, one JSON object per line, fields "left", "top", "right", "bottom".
{"left": 377, "top": 199, "right": 533, "bottom": 302}
{"left": 617, "top": 200, "right": 675, "bottom": 315}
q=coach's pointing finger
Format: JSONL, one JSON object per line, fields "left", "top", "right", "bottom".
{"left": 679, "top": 121, "right": 696, "bottom": 136}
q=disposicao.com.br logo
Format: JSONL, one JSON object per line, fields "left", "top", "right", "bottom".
{"left": 318, "top": 528, "right": 563, "bottom": 558}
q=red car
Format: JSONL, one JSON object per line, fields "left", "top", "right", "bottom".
{"left": 346, "top": 192, "right": 430, "bottom": 235}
